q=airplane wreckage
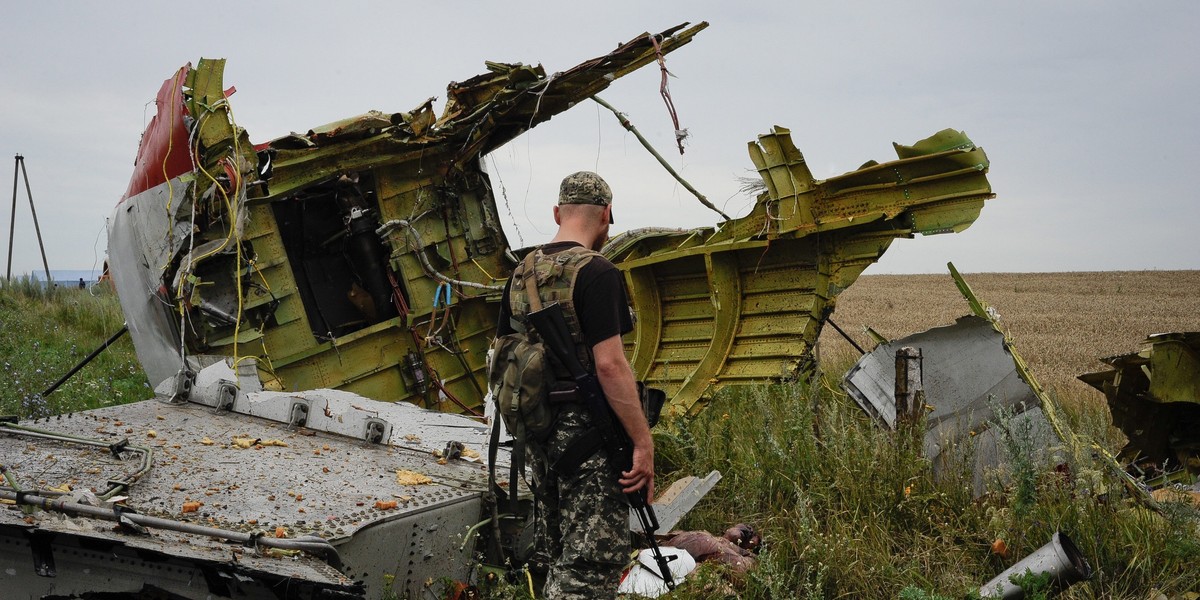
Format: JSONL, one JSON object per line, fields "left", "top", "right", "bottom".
{"left": 0, "top": 22, "right": 1003, "bottom": 599}
{"left": 1080, "top": 332, "right": 1200, "bottom": 486}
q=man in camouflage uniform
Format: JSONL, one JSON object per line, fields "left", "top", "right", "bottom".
{"left": 496, "top": 171, "right": 655, "bottom": 599}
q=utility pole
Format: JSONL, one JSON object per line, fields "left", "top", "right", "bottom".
{"left": 7, "top": 154, "right": 53, "bottom": 283}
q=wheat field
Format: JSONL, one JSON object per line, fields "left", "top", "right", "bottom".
{"left": 817, "top": 270, "right": 1200, "bottom": 400}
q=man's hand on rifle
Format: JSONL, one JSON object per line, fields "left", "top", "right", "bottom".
{"left": 593, "top": 335, "right": 656, "bottom": 501}
{"left": 621, "top": 443, "right": 655, "bottom": 500}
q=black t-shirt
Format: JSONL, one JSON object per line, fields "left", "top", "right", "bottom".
{"left": 497, "top": 241, "right": 633, "bottom": 348}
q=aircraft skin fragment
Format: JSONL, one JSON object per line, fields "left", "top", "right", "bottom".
{"left": 841, "top": 267, "right": 1177, "bottom": 504}
{"left": 946, "top": 265, "right": 1157, "bottom": 506}
{"left": 842, "top": 315, "right": 1058, "bottom": 496}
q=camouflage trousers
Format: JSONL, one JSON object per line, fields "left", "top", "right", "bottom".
{"left": 528, "top": 408, "right": 630, "bottom": 600}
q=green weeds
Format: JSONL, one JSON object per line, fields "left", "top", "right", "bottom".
{"left": 647, "top": 370, "right": 1199, "bottom": 598}
{"left": 0, "top": 278, "right": 151, "bottom": 417}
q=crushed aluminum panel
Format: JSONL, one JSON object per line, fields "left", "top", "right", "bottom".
{"left": 636, "top": 470, "right": 722, "bottom": 534}
{"left": 843, "top": 315, "right": 1059, "bottom": 495}
{"left": 0, "top": 397, "right": 498, "bottom": 599}
{"left": 107, "top": 181, "right": 189, "bottom": 387}
{"left": 1079, "top": 332, "right": 1200, "bottom": 478}
{"left": 606, "top": 127, "right": 993, "bottom": 415}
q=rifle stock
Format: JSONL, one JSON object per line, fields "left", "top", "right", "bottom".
{"left": 527, "top": 302, "right": 676, "bottom": 589}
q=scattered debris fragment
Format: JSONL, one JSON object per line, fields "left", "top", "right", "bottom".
{"left": 842, "top": 264, "right": 1156, "bottom": 507}
{"left": 979, "top": 531, "right": 1092, "bottom": 599}
{"left": 618, "top": 547, "right": 696, "bottom": 598}
{"left": 843, "top": 314, "right": 1059, "bottom": 495}
{"left": 232, "top": 437, "right": 258, "bottom": 449}
{"left": 1079, "top": 332, "right": 1200, "bottom": 485}
{"left": 395, "top": 470, "right": 432, "bottom": 486}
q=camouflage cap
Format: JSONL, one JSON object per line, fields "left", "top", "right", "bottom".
{"left": 558, "top": 171, "right": 612, "bottom": 207}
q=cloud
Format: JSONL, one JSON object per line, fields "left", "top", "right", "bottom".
{"left": 2, "top": 1, "right": 1197, "bottom": 274}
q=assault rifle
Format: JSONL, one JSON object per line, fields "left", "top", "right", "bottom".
{"left": 527, "top": 302, "right": 676, "bottom": 590}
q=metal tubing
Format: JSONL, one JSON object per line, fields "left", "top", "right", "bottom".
{"left": 42, "top": 325, "right": 129, "bottom": 397}
{"left": 0, "top": 489, "right": 342, "bottom": 566}
{"left": 979, "top": 531, "right": 1092, "bottom": 598}
{"left": 0, "top": 422, "right": 154, "bottom": 499}
{"left": 825, "top": 317, "right": 866, "bottom": 355}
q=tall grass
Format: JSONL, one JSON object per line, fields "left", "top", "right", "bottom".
{"left": 652, "top": 370, "right": 1200, "bottom": 598}
{"left": 6, "top": 273, "right": 1198, "bottom": 597}
{"left": 0, "top": 277, "right": 151, "bottom": 417}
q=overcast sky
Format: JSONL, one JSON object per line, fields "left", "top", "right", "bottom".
{"left": 2, "top": 1, "right": 1196, "bottom": 276}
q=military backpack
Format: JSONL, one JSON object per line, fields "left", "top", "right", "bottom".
{"left": 487, "top": 246, "right": 597, "bottom": 441}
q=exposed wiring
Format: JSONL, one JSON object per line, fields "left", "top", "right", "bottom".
{"left": 161, "top": 68, "right": 185, "bottom": 216}
{"left": 424, "top": 282, "right": 453, "bottom": 344}
{"left": 485, "top": 155, "right": 523, "bottom": 247}
{"left": 526, "top": 72, "right": 557, "bottom": 133}
{"left": 648, "top": 33, "right": 688, "bottom": 155}
{"left": 386, "top": 269, "right": 480, "bottom": 415}
{"left": 225, "top": 98, "right": 249, "bottom": 371}
{"left": 376, "top": 219, "right": 503, "bottom": 291}
{"left": 177, "top": 93, "right": 251, "bottom": 368}
{"left": 470, "top": 257, "right": 502, "bottom": 283}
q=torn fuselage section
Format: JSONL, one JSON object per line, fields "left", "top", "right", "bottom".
{"left": 109, "top": 25, "right": 709, "bottom": 413}
{"left": 607, "top": 127, "right": 994, "bottom": 415}
{"left": 1080, "top": 332, "right": 1200, "bottom": 484}
{"left": 108, "top": 22, "right": 995, "bottom": 421}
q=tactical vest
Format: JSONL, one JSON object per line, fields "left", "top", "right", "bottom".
{"left": 508, "top": 245, "right": 599, "bottom": 377}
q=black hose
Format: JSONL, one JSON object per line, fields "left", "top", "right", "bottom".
{"left": 824, "top": 318, "right": 866, "bottom": 355}
{"left": 42, "top": 325, "right": 129, "bottom": 397}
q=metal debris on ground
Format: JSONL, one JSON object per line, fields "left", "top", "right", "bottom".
{"left": 843, "top": 313, "right": 1059, "bottom": 495}
{"left": 1079, "top": 332, "right": 1200, "bottom": 487}
{"left": 841, "top": 263, "right": 1151, "bottom": 503}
